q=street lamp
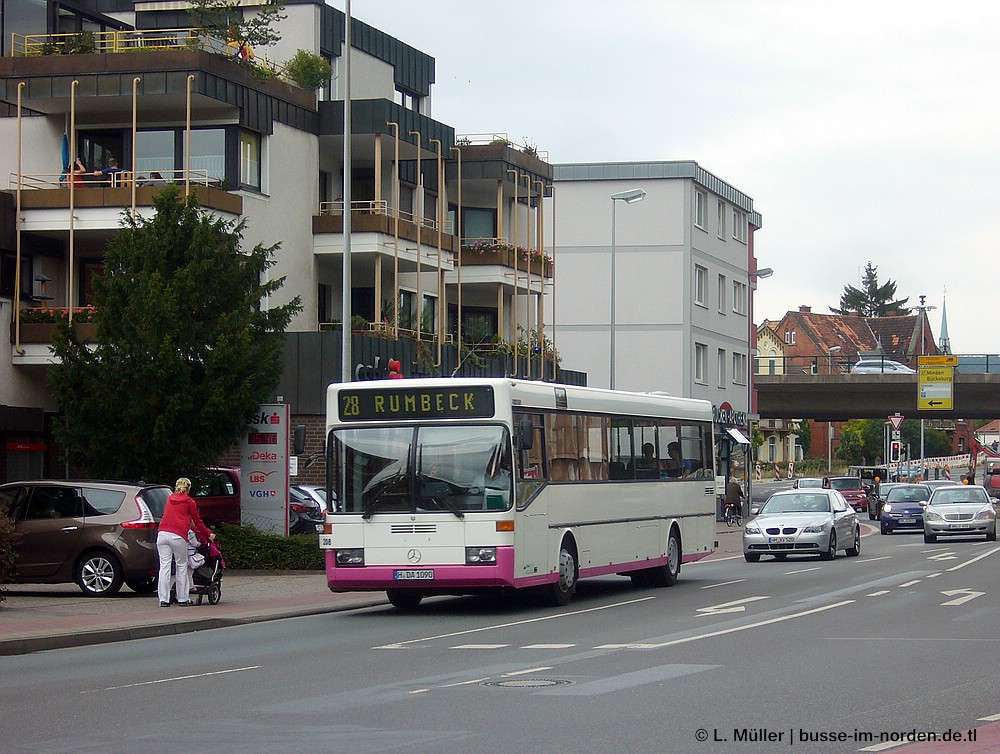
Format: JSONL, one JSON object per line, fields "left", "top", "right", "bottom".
{"left": 827, "top": 345, "right": 841, "bottom": 374}
{"left": 610, "top": 188, "right": 645, "bottom": 390}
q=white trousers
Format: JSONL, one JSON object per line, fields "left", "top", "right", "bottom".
{"left": 157, "top": 531, "right": 190, "bottom": 604}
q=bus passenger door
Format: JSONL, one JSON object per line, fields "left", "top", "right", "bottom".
{"left": 514, "top": 413, "right": 549, "bottom": 581}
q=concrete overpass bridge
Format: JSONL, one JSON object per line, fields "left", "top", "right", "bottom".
{"left": 755, "top": 372, "right": 1000, "bottom": 421}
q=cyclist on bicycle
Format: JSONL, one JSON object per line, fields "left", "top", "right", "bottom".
{"left": 724, "top": 477, "right": 744, "bottom": 523}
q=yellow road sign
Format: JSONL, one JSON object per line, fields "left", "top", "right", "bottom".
{"left": 918, "top": 355, "right": 958, "bottom": 367}
{"left": 917, "top": 366, "right": 954, "bottom": 410}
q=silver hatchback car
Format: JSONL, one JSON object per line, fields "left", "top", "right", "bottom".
{"left": 923, "top": 485, "right": 997, "bottom": 543}
{"left": 744, "top": 489, "right": 860, "bottom": 562}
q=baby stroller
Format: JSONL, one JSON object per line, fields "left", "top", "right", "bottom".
{"left": 187, "top": 532, "right": 226, "bottom": 605}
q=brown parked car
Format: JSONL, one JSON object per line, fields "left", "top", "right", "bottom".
{"left": 0, "top": 480, "right": 172, "bottom": 596}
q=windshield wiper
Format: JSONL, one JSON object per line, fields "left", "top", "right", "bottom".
{"left": 416, "top": 474, "right": 464, "bottom": 519}
{"left": 362, "top": 470, "right": 406, "bottom": 520}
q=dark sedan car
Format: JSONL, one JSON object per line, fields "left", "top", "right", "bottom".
{"left": 879, "top": 483, "right": 930, "bottom": 534}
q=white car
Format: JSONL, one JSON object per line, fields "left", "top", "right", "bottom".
{"left": 923, "top": 485, "right": 997, "bottom": 542}
{"left": 743, "top": 488, "right": 860, "bottom": 562}
{"left": 850, "top": 359, "right": 916, "bottom": 374}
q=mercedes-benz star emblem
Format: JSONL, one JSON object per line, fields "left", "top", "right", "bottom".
{"left": 407, "top": 549, "right": 422, "bottom": 563}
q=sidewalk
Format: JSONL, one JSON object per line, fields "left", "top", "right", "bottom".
{"left": 0, "top": 522, "right": 746, "bottom": 656}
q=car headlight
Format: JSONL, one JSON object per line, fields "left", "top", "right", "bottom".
{"left": 744, "top": 524, "right": 761, "bottom": 535}
{"left": 803, "top": 524, "right": 827, "bottom": 533}
{"left": 975, "top": 509, "right": 995, "bottom": 521}
{"left": 925, "top": 510, "right": 943, "bottom": 522}
{"left": 335, "top": 548, "right": 364, "bottom": 566}
{"left": 466, "top": 546, "right": 497, "bottom": 565}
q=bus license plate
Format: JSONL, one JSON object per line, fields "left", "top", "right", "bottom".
{"left": 394, "top": 569, "right": 434, "bottom": 580}
{"left": 769, "top": 536, "right": 794, "bottom": 544}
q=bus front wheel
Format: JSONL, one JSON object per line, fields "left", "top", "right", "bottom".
{"left": 546, "top": 542, "right": 577, "bottom": 607}
{"left": 387, "top": 589, "right": 424, "bottom": 610}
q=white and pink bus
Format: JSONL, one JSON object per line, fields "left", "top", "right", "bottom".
{"left": 320, "top": 378, "right": 716, "bottom": 609}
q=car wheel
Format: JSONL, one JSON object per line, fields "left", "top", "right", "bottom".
{"left": 125, "top": 578, "right": 157, "bottom": 594}
{"left": 880, "top": 522, "right": 891, "bottom": 535}
{"left": 988, "top": 526, "right": 997, "bottom": 542}
{"left": 820, "top": 532, "right": 836, "bottom": 560}
{"left": 846, "top": 526, "right": 861, "bottom": 557}
{"left": 924, "top": 532, "right": 936, "bottom": 543}
{"left": 75, "top": 550, "right": 124, "bottom": 596}
{"left": 744, "top": 553, "right": 761, "bottom": 563}
{"left": 386, "top": 589, "right": 424, "bottom": 610}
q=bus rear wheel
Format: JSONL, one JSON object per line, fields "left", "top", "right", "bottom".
{"left": 645, "top": 527, "right": 681, "bottom": 587}
{"left": 387, "top": 589, "right": 424, "bottom": 610}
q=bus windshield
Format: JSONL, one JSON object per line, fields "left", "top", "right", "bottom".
{"left": 332, "top": 424, "right": 512, "bottom": 518}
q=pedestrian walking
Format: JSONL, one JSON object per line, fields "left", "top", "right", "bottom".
{"left": 156, "top": 477, "right": 214, "bottom": 608}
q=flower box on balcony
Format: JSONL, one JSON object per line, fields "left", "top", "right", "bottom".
{"left": 462, "top": 249, "right": 512, "bottom": 267}
{"left": 13, "top": 322, "right": 98, "bottom": 344}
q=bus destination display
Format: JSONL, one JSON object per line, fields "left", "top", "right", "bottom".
{"left": 339, "top": 385, "right": 495, "bottom": 421}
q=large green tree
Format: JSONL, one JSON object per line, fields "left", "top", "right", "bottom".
{"left": 49, "top": 185, "right": 301, "bottom": 483}
{"left": 830, "top": 262, "right": 910, "bottom": 317}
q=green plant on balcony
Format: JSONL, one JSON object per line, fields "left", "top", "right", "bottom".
{"left": 462, "top": 240, "right": 552, "bottom": 268}
{"left": 62, "top": 31, "right": 97, "bottom": 55}
{"left": 283, "top": 49, "right": 332, "bottom": 90}
{"left": 489, "top": 137, "right": 511, "bottom": 147}
{"left": 521, "top": 139, "right": 539, "bottom": 158}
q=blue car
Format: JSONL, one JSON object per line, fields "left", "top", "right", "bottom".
{"left": 879, "top": 483, "right": 930, "bottom": 534}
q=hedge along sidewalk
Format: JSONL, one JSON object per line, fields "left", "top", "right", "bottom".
{"left": 216, "top": 524, "right": 325, "bottom": 570}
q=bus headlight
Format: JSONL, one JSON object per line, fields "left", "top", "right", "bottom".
{"left": 335, "top": 548, "right": 365, "bottom": 566}
{"left": 466, "top": 547, "right": 497, "bottom": 565}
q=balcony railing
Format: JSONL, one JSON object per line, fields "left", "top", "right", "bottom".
{"left": 9, "top": 169, "right": 216, "bottom": 191}
{"left": 318, "top": 200, "right": 454, "bottom": 235}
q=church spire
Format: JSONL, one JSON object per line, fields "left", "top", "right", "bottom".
{"left": 939, "top": 289, "right": 951, "bottom": 354}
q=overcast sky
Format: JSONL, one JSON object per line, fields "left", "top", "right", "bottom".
{"left": 335, "top": 0, "right": 1000, "bottom": 354}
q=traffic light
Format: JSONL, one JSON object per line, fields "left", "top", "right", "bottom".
{"left": 890, "top": 441, "right": 901, "bottom": 463}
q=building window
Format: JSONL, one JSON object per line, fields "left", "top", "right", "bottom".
{"left": 695, "top": 190, "right": 707, "bottom": 230}
{"left": 733, "top": 281, "right": 747, "bottom": 315}
{"left": 240, "top": 130, "right": 261, "bottom": 191}
{"left": 718, "top": 274, "right": 727, "bottom": 314}
{"left": 732, "top": 209, "right": 748, "bottom": 243}
{"left": 718, "top": 348, "right": 726, "bottom": 387}
{"left": 422, "top": 294, "right": 437, "bottom": 334}
{"left": 784, "top": 329, "right": 797, "bottom": 345}
{"left": 695, "top": 265, "right": 708, "bottom": 306}
{"left": 395, "top": 87, "right": 423, "bottom": 114}
{"left": 791, "top": 329, "right": 797, "bottom": 345}
{"left": 733, "top": 352, "right": 748, "bottom": 385}
{"left": 717, "top": 200, "right": 726, "bottom": 239}
{"left": 768, "top": 436, "right": 776, "bottom": 463}
{"left": 695, "top": 343, "right": 707, "bottom": 383}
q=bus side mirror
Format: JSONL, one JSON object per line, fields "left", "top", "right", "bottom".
{"left": 293, "top": 424, "right": 307, "bottom": 456}
{"left": 518, "top": 419, "right": 535, "bottom": 451}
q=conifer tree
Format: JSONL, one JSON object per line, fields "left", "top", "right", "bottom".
{"left": 49, "top": 185, "right": 301, "bottom": 483}
{"left": 830, "top": 262, "right": 910, "bottom": 316}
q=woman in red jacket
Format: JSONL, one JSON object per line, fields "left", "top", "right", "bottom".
{"left": 157, "top": 477, "right": 215, "bottom": 607}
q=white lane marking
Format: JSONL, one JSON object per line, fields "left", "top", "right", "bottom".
{"left": 940, "top": 589, "right": 985, "bottom": 606}
{"left": 440, "top": 677, "right": 489, "bottom": 688}
{"left": 372, "top": 595, "right": 655, "bottom": 649}
{"left": 867, "top": 590, "right": 890, "bottom": 597}
{"left": 85, "top": 666, "right": 259, "bottom": 693}
{"left": 926, "top": 572, "right": 942, "bottom": 578}
{"left": 522, "top": 643, "right": 575, "bottom": 649}
{"left": 596, "top": 600, "right": 855, "bottom": 649}
{"left": 409, "top": 689, "right": 430, "bottom": 694}
{"left": 928, "top": 552, "right": 958, "bottom": 561}
{"left": 701, "top": 579, "right": 748, "bottom": 589}
{"left": 947, "top": 546, "right": 1000, "bottom": 572}
{"left": 860, "top": 740, "right": 908, "bottom": 752}
{"left": 978, "top": 713, "right": 1000, "bottom": 721}
{"left": 503, "top": 666, "right": 553, "bottom": 677}
{"left": 696, "top": 596, "right": 770, "bottom": 616}
{"left": 784, "top": 567, "right": 821, "bottom": 574}
{"left": 898, "top": 579, "right": 922, "bottom": 588}
{"left": 860, "top": 556, "right": 892, "bottom": 563}
{"left": 451, "top": 644, "right": 508, "bottom": 650}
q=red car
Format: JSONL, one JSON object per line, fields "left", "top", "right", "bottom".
{"left": 823, "top": 476, "right": 869, "bottom": 512}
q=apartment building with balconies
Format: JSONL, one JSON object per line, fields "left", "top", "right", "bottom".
{"left": 0, "top": 0, "right": 566, "bottom": 480}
